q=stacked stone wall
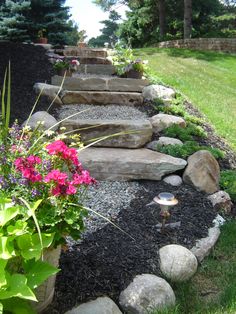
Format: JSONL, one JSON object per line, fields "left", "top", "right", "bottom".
{"left": 156, "top": 38, "right": 236, "bottom": 53}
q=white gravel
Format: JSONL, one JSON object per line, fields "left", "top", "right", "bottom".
{"left": 66, "top": 181, "right": 144, "bottom": 246}
{"left": 56, "top": 104, "right": 148, "bottom": 120}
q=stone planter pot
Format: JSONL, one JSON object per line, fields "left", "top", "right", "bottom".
{"left": 56, "top": 69, "right": 72, "bottom": 77}
{"left": 32, "top": 245, "right": 61, "bottom": 313}
{"left": 126, "top": 69, "right": 143, "bottom": 79}
{"left": 37, "top": 37, "right": 48, "bottom": 44}
{"left": 78, "top": 42, "right": 87, "bottom": 48}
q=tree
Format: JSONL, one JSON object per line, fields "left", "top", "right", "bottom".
{"left": 0, "top": 0, "right": 31, "bottom": 42}
{"left": 184, "top": 0, "right": 192, "bottom": 38}
{"left": 88, "top": 10, "right": 121, "bottom": 47}
{"left": 159, "top": 0, "right": 166, "bottom": 40}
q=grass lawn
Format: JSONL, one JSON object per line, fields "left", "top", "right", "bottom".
{"left": 136, "top": 48, "right": 236, "bottom": 151}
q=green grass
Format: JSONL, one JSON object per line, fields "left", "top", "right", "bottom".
{"left": 151, "top": 221, "right": 236, "bottom": 314}
{"left": 136, "top": 48, "right": 236, "bottom": 150}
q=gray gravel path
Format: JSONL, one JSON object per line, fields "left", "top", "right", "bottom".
{"left": 66, "top": 181, "right": 144, "bottom": 246}
{"left": 56, "top": 104, "right": 149, "bottom": 120}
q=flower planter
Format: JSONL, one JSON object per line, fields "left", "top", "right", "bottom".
{"left": 126, "top": 69, "right": 143, "bottom": 79}
{"left": 78, "top": 42, "right": 87, "bottom": 48}
{"left": 32, "top": 245, "right": 61, "bottom": 313}
{"left": 37, "top": 37, "right": 48, "bottom": 44}
{"left": 56, "top": 69, "right": 72, "bottom": 77}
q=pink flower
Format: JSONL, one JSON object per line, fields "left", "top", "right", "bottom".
{"left": 46, "top": 140, "right": 67, "bottom": 155}
{"left": 72, "top": 170, "right": 95, "bottom": 185}
{"left": 44, "top": 170, "right": 68, "bottom": 185}
{"left": 62, "top": 148, "right": 80, "bottom": 166}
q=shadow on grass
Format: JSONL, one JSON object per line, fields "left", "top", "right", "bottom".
{"left": 135, "top": 47, "right": 235, "bottom": 62}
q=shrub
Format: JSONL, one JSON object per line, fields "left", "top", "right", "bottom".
{"left": 157, "top": 141, "right": 224, "bottom": 160}
{"left": 220, "top": 170, "right": 236, "bottom": 201}
{"left": 163, "top": 124, "right": 207, "bottom": 141}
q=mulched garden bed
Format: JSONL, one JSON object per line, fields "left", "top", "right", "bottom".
{"left": 1, "top": 42, "right": 235, "bottom": 314}
{"left": 0, "top": 41, "right": 54, "bottom": 124}
{"left": 45, "top": 181, "right": 218, "bottom": 314}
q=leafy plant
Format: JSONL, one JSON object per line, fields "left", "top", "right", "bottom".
{"left": 163, "top": 124, "right": 207, "bottom": 141}
{"left": 53, "top": 59, "right": 70, "bottom": 71}
{"left": 220, "top": 170, "right": 236, "bottom": 201}
{"left": 156, "top": 141, "right": 224, "bottom": 160}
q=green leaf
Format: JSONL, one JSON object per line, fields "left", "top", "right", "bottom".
{"left": 7, "top": 220, "right": 27, "bottom": 236}
{"left": 0, "top": 237, "right": 15, "bottom": 260}
{"left": 0, "top": 205, "right": 20, "bottom": 227}
{"left": 0, "top": 274, "right": 37, "bottom": 301}
{"left": 17, "top": 233, "right": 54, "bottom": 260}
{"left": 0, "top": 302, "right": 2, "bottom": 314}
{"left": 24, "top": 260, "right": 59, "bottom": 289}
{"left": 0, "top": 260, "right": 7, "bottom": 287}
{"left": 1, "top": 298, "right": 36, "bottom": 314}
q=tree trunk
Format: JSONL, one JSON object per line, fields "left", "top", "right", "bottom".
{"left": 184, "top": 0, "right": 192, "bottom": 39}
{"left": 159, "top": 0, "right": 166, "bottom": 41}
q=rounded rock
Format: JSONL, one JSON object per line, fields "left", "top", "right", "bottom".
{"left": 119, "top": 274, "right": 175, "bottom": 314}
{"left": 159, "top": 244, "right": 198, "bottom": 282}
{"left": 163, "top": 175, "right": 183, "bottom": 186}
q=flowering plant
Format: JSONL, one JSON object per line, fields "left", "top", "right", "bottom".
{"left": 53, "top": 59, "right": 80, "bottom": 73}
{"left": 0, "top": 65, "right": 95, "bottom": 313}
{"left": 125, "top": 58, "right": 149, "bottom": 73}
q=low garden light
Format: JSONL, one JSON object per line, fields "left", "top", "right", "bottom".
{"left": 153, "top": 192, "right": 178, "bottom": 233}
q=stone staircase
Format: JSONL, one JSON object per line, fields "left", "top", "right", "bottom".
{"left": 35, "top": 46, "right": 187, "bottom": 181}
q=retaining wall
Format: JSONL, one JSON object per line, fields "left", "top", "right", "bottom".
{"left": 156, "top": 38, "right": 236, "bottom": 53}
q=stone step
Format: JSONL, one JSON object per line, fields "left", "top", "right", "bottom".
{"left": 61, "top": 91, "right": 143, "bottom": 106}
{"left": 79, "top": 57, "right": 112, "bottom": 65}
{"left": 61, "top": 119, "right": 152, "bottom": 148}
{"left": 79, "top": 64, "right": 116, "bottom": 75}
{"left": 54, "top": 47, "right": 108, "bottom": 58}
{"left": 52, "top": 75, "right": 149, "bottom": 92}
{"left": 78, "top": 148, "right": 187, "bottom": 181}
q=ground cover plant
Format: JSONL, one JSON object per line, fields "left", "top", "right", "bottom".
{"left": 136, "top": 48, "right": 236, "bottom": 151}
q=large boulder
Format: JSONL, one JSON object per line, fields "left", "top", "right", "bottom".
{"left": 142, "top": 84, "right": 176, "bottom": 105}
{"left": 159, "top": 245, "right": 198, "bottom": 282}
{"left": 22, "top": 111, "right": 58, "bottom": 131}
{"left": 149, "top": 114, "right": 186, "bottom": 133}
{"left": 183, "top": 150, "right": 220, "bottom": 194}
{"left": 78, "top": 147, "right": 187, "bottom": 181}
{"left": 33, "top": 83, "right": 63, "bottom": 105}
{"left": 65, "top": 297, "right": 122, "bottom": 314}
{"left": 119, "top": 274, "right": 175, "bottom": 314}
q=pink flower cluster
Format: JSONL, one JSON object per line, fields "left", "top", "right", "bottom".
{"left": 46, "top": 140, "right": 81, "bottom": 167}
{"left": 14, "top": 155, "right": 42, "bottom": 182}
{"left": 14, "top": 140, "right": 95, "bottom": 197}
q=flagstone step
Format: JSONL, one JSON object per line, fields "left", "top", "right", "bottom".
{"left": 54, "top": 47, "right": 108, "bottom": 58}
{"left": 61, "top": 119, "right": 152, "bottom": 148}
{"left": 79, "top": 64, "right": 116, "bottom": 75}
{"left": 78, "top": 57, "right": 112, "bottom": 65}
{"left": 61, "top": 91, "right": 143, "bottom": 106}
{"left": 52, "top": 75, "right": 149, "bottom": 92}
{"left": 78, "top": 147, "right": 187, "bottom": 181}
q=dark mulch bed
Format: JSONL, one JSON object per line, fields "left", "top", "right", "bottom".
{"left": 0, "top": 41, "right": 53, "bottom": 124}
{"left": 45, "top": 182, "right": 218, "bottom": 314}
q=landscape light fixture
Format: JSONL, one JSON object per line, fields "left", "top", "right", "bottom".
{"left": 153, "top": 192, "right": 178, "bottom": 233}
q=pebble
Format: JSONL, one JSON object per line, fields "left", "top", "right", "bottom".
{"left": 56, "top": 104, "right": 148, "bottom": 120}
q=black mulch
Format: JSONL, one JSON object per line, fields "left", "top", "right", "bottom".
{"left": 45, "top": 182, "right": 218, "bottom": 314}
{"left": 0, "top": 41, "right": 54, "bottom": 124}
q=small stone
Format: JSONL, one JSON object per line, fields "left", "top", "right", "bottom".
{"left": 65, "top": 296, "right": 122, "bottom": 314}
{"left": 157, "top": 137, "right": 183, "bottom": 146}
{"left": 119, "top": 274, "right": 175, "bottom": 314}
{"left": 183, "top": 150, "right": 220, "bottom": 194}
{"left": 22, "top": 111, "right": 58, "bottom": 131}
{"left": 150, "top": 114, "right": 186, "bottom": 133}
{"left": 163, "top": 175, "right": 183, "bottom": 186}
{"left": 159, "top": 244, "right": 198, "bottom": 282}
{"left": 207, "top": 190, "right": 232, "bottom": 213}
{"left": 146, "top": 140, "right": 159, "bottom": 151}
{"left": 142, "top": 84, "right": 175, "bottom": 105}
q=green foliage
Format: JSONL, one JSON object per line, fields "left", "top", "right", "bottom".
{"left": 220, "top": 170, "right": 236, "bottom": 201}
{"left": 53, "top": 60, "right": 70, "bottom": 71}
{"left": 156, "top": 141, "right": 224, "bottom": 159}
{"left": 112, "top": 44, "right": 134, "bottom": 75}
{"left": 88, "top": 10, "right": 121, "bottom": 47}
{"left": 163, "top": 124, "right": 207, "bottom": 141}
